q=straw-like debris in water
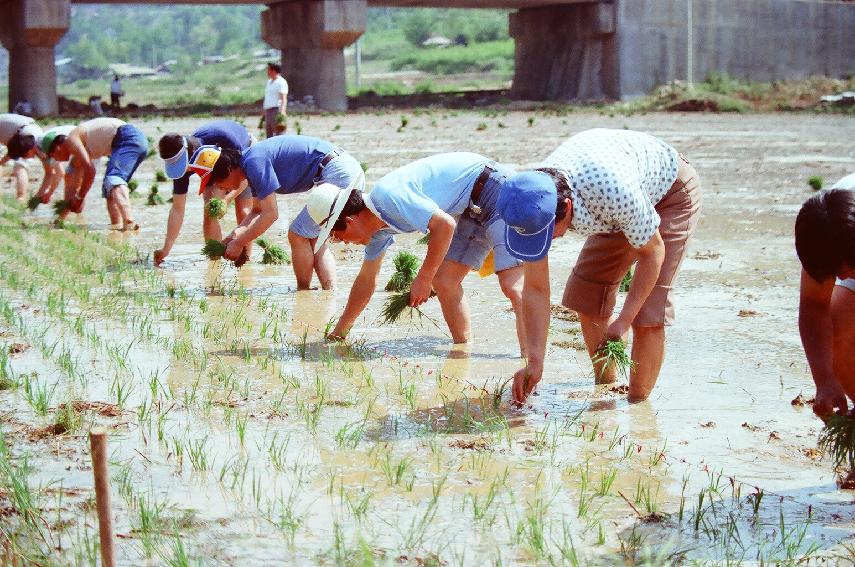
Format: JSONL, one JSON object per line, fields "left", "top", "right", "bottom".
{"left": 206, "top": 198, "right": 227, "bottom": 219}
{"left": 201, "top": 239, "right": 227, "bottom": 259}
{"left": 385, "top": 251, "right": 419, "bottom": 291}
{"left": 818, "top": 414, "right": 855, "bottom": 470}
{"left": 593, "top": 339, "right": 635, "bottom": 379}
{"left": 257, "top": 238, "right": 290, "bottom": 265}
{"left": 53, "top": 199, "right": 72, "bottom": 216}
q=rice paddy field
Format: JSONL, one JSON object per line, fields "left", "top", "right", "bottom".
{"left": 1, "top": 109, "right": 855, "bottom": 565}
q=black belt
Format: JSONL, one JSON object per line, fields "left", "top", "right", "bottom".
{"left": 317, "top": 148, "right": 343, "bottom": 176}
{"left": 469, "top": 163, "right": 496, "bottom": 213}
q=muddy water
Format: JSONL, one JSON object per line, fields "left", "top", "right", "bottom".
{"left": 1, "top": 111, "right": 854, "bottom": 565}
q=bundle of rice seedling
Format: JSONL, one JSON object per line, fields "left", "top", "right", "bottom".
{"left": 128, "top": 179, "right": 138, "bottom": 193}
{"left": 385, "top": 251, "right": 419, "bottom": 291}
{"left": 593, "top": 339, "right": 635, "bottom": 380}
{"left": 380, "top": 287, "right": 440, "bottom": 327}
{"left": 819, "top": 414, "right": 855, "bottom": 470}
{"left": 53, "top": 199, "right": 71, "bottom": 216}
{"left": 146, "top": 185, "right": 164, "bottom": 206}
{"left": 808, "top": 175, "right": 824, "bottom": 192}
{"left": 27, "top": 196, "right": 41, "bottom": 211}
{"left": 206, "top": 198, "right": 227, "bottom": 220}
{"left": 619, "top": 266, "right": 634, "bottom": 292}
{"left": 257, "top": 238, "right": 290, "bottom": 265}
{"left": 417, "top": 233, "right": 431, "bottom": 245}
{"left": 201, "top": 239, "right": 227, "bottom": 259}
{"left": 155, "top": 169, "right": 168, "bottom": 182}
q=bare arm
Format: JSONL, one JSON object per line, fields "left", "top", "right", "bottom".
{"left": 409, "top": 210, "right": 456, "bottom": 306}
{"left": 223, "top": 193, "right": 277, "bottom": 260}
{"left": 154, "top": 193, "right": 188, "bottom": 266}
{"left": 66, "top": 134, "right": 96, "bottom": 196}
{"left": 799, "top": 269, "right": 847, "bottom": 417}
{"left": 330, "top": 255, "right": 385, "bottom": 339}
{"left": 35, "top": 154, "right": 53, "bottom": 196}
{"left": 607, "top": 230, "right": 666, "bottom": 338}
{"left": 512, "top": 257, "right": 551, "bottom": 403}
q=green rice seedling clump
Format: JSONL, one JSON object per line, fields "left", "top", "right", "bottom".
{"left": 385, "top": 251, "right": 420, "bottom": 292}
{"left": 26, "top": 196, "right": 41, "bottom": 211}
{"left": 206, "top": 198, "right": 227, "bottom": 220}
{"left": 155, "top": 169, "right": 168, "bottom": 183}
{"left": 53, "top": 199, "right": 71, "bottom": 216}
{"left": 818, "top": 414, "right": 855, "bottom": 470}
{"left": 619, "top": 266, "right": 634, "bottom": 293}
{"left": 147, "top": 185, "right": 164, "bottom": 206}
{"left": 417, "top": 233, "right": 431, "bottom": 245}
{"left": 257, "top": 238, "right": 290, "bottom": 265}
{"left": 128, "top": 179, "right": 138, "bottom": 193}
{"left": 380, "top": 288, "right": 437, "bottom": 326}
{"left": 593, "top": 339, "right": 635, "bottom": 379}
{"left": 808, "top": 176, "right": 823, "bottom": 191}
{"left": 201, "top": 239, "right": 227, "bottom": 260}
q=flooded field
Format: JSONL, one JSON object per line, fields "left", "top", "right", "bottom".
{"left": 1, "top": 110, "right": 854, "bottom": 565}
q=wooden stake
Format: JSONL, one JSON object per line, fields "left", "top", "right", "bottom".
{"left": 90, "top": 429, "right": 115, "bottom": 567}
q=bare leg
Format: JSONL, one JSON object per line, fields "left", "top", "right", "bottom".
{"left": 106, "top": 196, "right": 122, "bottom": 226}
{"left": 313, "top": 242, "right": 335, "bottom": 290}
{"left": 111, "top": 185, "right": 138, "bottom": 230}
{"left": 578, "top": 313, "right": 616, "bottom": 384}
{"left": 627, "top": 325, "right": 665, "bottom": 402}
{"left": 496, "top": 265, "right": 526, "bottom": 357}
{"left": 12, "top": 166, "right": 28, "bottom": 200}
{"left": 432, "top": 260, "right": 472, "bottom": 344}
{"left": 832, "top": 286, "right": 855, "bottom": 402}
{"left": 60, "top": 167, "right": 83, "bottom": 220}
{"left": 288, "top": 230, "right": 318, "bottom": 290}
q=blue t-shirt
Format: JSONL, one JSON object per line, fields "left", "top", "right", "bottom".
{"left": 241, "top": 135, "right": 336, "bottom": 199}
{"left": 364, "top": 152, "right": 489, "bottom": 260}
{"left": 173, "top": 120, "right": 252, "bottom": 195}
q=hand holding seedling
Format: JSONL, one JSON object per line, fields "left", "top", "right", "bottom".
{"left": 512, "top": 362, "right": 542, "bottom": 405}
{"left": 409, "top": 272, "right": 433, "bottom": 307}
{"left": 813, "top": 381, "right": 849, "bottom": 419}
{"left": 605, "top": 317, "right": 630, "bottom": 343}
{"left": 224, "top": 238, "right": 245, "bottom": 262}
{"left": 153, "top": 248, "right": 167, "bottom": 267}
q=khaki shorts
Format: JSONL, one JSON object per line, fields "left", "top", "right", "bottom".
{"left": 562, "top": 155, "right": 702, "bottom": 327}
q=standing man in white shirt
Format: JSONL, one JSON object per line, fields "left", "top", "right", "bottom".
{"left": 263, "top": 63, "right": 289, "bottom": 139}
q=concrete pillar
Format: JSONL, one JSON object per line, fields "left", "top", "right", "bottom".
{"left": 0, "top": 0, "right": 69, "bottom": 116}
{"left": 262, "top": 0, "right": 366, "bottom": 112}
{"left": 510, "top": 2, "right": 617, "bottom": 101}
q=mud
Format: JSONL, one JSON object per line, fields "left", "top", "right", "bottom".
{"left": 1, "top": 110, "right": 854, "bottom": 565}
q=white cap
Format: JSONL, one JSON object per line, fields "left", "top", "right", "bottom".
{"left": 307, "top": 180, "right": 359, "bottom": 253}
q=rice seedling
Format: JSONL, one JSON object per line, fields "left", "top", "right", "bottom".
{"left": 146, "top": 184, "right": 164, "bottom": 206}
{"left": 128, "top": 179, "right": 138, "bottom": 193}
{"left": 818, "top": 414, "right": 855, "bottom": 470}
{"left": 155, "top": 169, "right": 168, "bottom": 183}
{"left": 26, "top": 196, "right": 41, "bottom": 211}
{"left": 53, "top": 199, "right": 72, "bottom": 216}
{"left": 385, "top": 250, "right": 419, "bottom": 292}
{"left": 257, "top": 238, "right": 290, "bottom": 265}
{"left": 53, "top": 401, "right": 83, "bottom": 434}
{"left": 417, "top": 232, "right": 431, "bottom": 245}
{"left": 593, "top": 339, "right": 635, "bottom": 380}
{"left": 201, "top": 239, "right": 226, "bottom": 259}
{"left": 808, "top": 175, "right": 823, "bottom": 191}
{"left": 619, "top": 266, "right": 634, "bottom": 292}
{"left": 205, "top": 198, "right": 227, "bottom": 220}
{"left": 380, "top": 288, "right": 437, "bottom": 327}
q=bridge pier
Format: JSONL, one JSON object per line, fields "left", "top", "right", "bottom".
{"left": 510, "top": 2, "right": 617, "bottom": 101}
{"left": 0, "top": 0, "right": 69, "bottom": 116}
{"left": 262, "top": 0, "right": 366, "bottom": 112}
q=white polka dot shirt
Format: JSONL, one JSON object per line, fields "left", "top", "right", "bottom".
{"left": 541, "top": 128, "right": 679, "bottom": 248}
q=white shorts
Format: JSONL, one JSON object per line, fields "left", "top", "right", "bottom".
{"left": 836, "top": 278, "right": 855, "bottom": 293}
{"left": 9, "top": 158, "right": 30, "bottom": 172}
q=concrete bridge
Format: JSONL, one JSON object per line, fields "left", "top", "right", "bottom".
{"left": 2, "top": 0, "right": 855, "bottom": 115}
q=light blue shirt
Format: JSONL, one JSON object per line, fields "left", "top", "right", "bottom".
{"left": 364, "top": 152, "right": 490, "bottom": 260}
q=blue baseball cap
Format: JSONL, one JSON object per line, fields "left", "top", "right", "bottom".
{"left": 497, "top": 171, "right": 557, "bottom": 261}
{"left": 163, "top": 136, "right": 188, "bottom": 180}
